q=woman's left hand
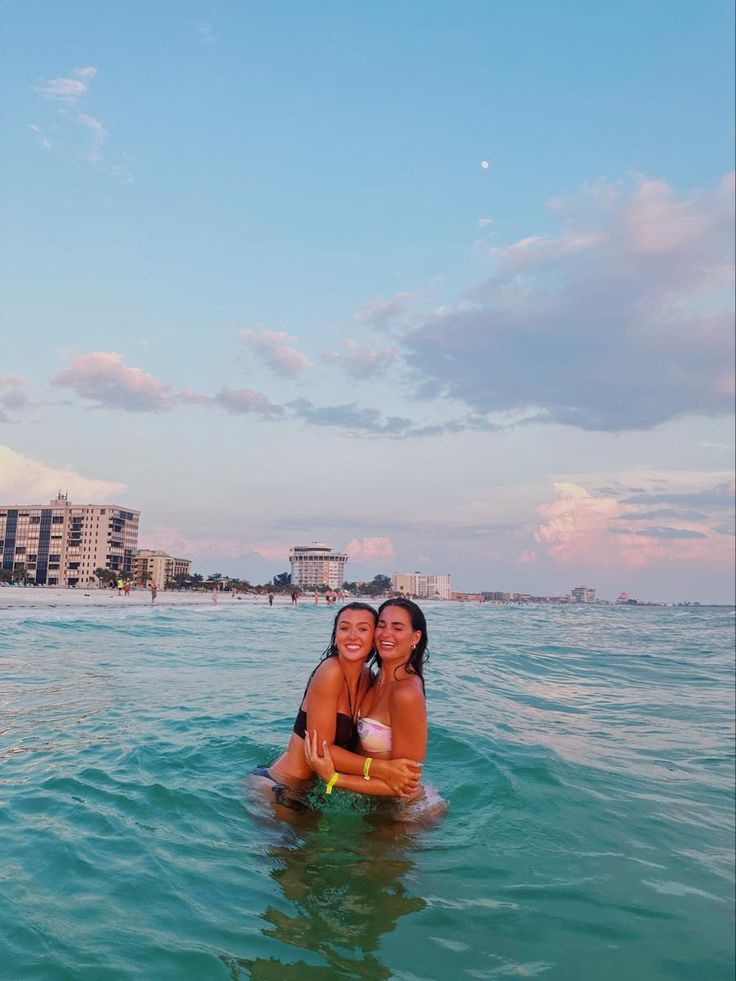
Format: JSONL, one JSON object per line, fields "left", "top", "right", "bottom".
{"left": 304, "top": 729, "right": 335, "bottom": 781}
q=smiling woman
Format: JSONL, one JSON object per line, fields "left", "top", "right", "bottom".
{"left": 305, "top": 598, "right": 448, "bottom": 823}
{"left": 247, "top": 602, "right": 424, "bottom": 814}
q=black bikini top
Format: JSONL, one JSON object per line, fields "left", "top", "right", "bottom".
{"left": 292, "top": 708, "right": 358, "bottom": 751}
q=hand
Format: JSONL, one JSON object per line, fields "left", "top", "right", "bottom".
{"left": 304, "top": 729, "right": 335, "bottom": 782}
{"left": 379, "top": 758, "right": 422, "bottom": 797}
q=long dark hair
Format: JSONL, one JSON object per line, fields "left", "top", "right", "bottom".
{"left": 300, "top": 602, "right": 379, "bottom": 699}
{"left": 372, "top": 597, "right": 429, "bottom": 692}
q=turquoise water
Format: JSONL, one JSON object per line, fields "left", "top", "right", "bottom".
{"left": 1, "top": 601, "right": 734, "bottom": 980}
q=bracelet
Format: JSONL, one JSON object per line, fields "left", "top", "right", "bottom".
{"left": 363, "top": 757, "right": 373, "bottom": 781}
{"left": 325, "top": 772, "right": 340, "bottom": 795}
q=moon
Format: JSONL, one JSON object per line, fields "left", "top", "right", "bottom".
{"left": 480, "top": 160, "right": 491, "bottom": 170}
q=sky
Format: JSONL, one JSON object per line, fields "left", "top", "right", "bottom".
{"left": 1, "top": 1, "right": 734, "bottom": 602}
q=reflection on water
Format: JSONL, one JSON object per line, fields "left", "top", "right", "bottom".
{"left": 226, "top": 817, "right": 426, "bottom": 979}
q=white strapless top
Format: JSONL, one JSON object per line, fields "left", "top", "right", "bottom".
{"left": 357, "top": 715, "right": 392, "bottom": 754}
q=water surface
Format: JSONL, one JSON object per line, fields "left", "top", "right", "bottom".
{"left": 1, "top": 601, "right": 733, "bottom": 979}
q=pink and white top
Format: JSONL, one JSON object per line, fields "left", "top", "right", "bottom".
{"left": 357, "top": 715, "right": 392, "bottom": 754}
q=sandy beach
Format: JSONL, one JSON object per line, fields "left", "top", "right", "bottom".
{"left": 0, "top": 586, "right": 285, "bottom": 611}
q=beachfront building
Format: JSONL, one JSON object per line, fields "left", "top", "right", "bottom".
{"left": 0, "top": 493, "right": 139, "bottom": 587}
{"left": 134, "top": 550, "right": 192, "bottom": 588}
{"left": 289, "top": 542, "right": 348, "bottom": 590}
{"left": 572, "top": 585, "right": 597, "bottom": 603}
{"left": 393, "top": 572, "right": 452, "bottom": 600}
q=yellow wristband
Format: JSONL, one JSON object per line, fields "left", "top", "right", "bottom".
{"left": 363, "top": 757, "right": 373, "bottom": 781}
{"left": 325, "top": 772, "right": 340, "bottom": 795}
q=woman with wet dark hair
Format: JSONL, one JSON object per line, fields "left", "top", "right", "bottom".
{"left": 306, "top": 598, "right": 444, "bottom": 819}
{"left": 250, "top": 602, "right": 422, "bottom": 811}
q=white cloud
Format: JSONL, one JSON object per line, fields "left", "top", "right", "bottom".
{"left": 36, "top": 66, "right": 97, "bottom": 103}
{"left": 403, "top": 172, "right": 735, "bottom": 431}
{"left": 78, "top": 113, "right": 107, "bottom": 162}
{"left": 0, "top": 445, "right": 125, "bottom": 502}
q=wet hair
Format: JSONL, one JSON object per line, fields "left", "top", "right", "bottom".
{"left": 299, "top": 602, "right": 379, "bottom": 700}
{"left": 372, "top": 597, "right": 429, "bottom": 691}
{"left": 321, "top": 602, "right": 379, "bottom": 661}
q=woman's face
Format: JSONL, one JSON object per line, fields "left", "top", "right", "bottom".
{"left": 335, "top": 609, "right": 376, "bottom": 663}
{"left": 375, "top": 605, "right": 422, "bottom": 664}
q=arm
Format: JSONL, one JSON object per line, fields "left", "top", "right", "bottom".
{"left": 389, "top": 681, "right": 427, "bottom": 764}
{"left": 305, "top": 664, "right": 421, "bottom": 794}
{"left": 305, "top": 681, "right": 427, "bottom": 799}
{"left": 301, "top": 659, "right": 342, "bottom": 748}
{"left": 328, "top": 745, "right": 421, "bottom": 795}
{"left": 305, "top": 731, "right": 413, "bottom": 798}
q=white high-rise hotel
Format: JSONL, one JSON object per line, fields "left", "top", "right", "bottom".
{"left": 0, "top": 494, "right": 139, "bottom": 587}
{"left": 289, "top": 542, "right": 348, "bottom": 590}
{"left": 393, "top": 571, "right": 452, "bottom": 600}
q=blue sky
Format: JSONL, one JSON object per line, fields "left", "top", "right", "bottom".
{"left": 1, "top": 1, "right": 734, "bottom": 601}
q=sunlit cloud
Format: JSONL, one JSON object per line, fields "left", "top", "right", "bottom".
{"left": 35, "top": 66, "right": 97, "bottom": 103}
{"left": 213, "top": 386, "right": 285, "bottom": 419}
{"left": 51, "top": 351, "right": 175, "bottom": 412}
{"left": 354, "top": 291, "right": 415, "bottom": 328}
{"left": 321, "top": 339, "right": 398, "bottom": 379}
{"left": 346, "top": 537, "right": 397, "bottom": 561}
{"left": 0, "top": 445, "right": 125, "bottom": 502}
{"left": 535, "top": 480, "right": 734, "bottom": 570}
{"left": 404, "top": 172, "right": 735, "bottom": 431}
{"left": 239, "top": 328, "right": 312, "bottom": 377}
{"left": 78, "top": 113, "right": 107, "bottom": 162}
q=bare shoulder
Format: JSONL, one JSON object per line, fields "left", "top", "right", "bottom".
{"left": 390, "top": 676, "right": 426, "bottom": 711}
{"left": 309, "top": 657, "right": 343, "bottom": 691}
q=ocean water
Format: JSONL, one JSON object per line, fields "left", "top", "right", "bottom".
{"left": 0, "top": 600, "right": 734, "bottom": 980}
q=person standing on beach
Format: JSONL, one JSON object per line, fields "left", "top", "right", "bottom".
{"left": 291, "top": 590, "right": 298, "bottom": 605}
{"left": 117, "top": 577, "right": 124, "bottom": 596}
{"left": 268, "top": 591, "right": 274, "bottom": 607}
{"left": 150, "top": 582, "right": 157, "bottom": 604}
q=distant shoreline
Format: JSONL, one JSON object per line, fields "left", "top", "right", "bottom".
{"left": 0, "top": 586, "right": 731, "bottom": 612}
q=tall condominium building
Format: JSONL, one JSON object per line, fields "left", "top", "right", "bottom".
{"left": 134, "top": 550, "right": 192, "bottom": 587}
{"left": 572, "top": 585, "right": 597, "bottom": 603}
{"left": 393, "top": 572, "right": 452, "bottom": 600}
{"left": 289, "top": 541, "right": 348, "bottom": 589}
{"left": 0, "top": 494, "right": 139, "bottom": 587}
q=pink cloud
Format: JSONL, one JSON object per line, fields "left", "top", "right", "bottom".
{"left": 0, "top": 375, "right": 28, "bottom": 388}
{"left": 535, "top": 481, "right": 734, "bottom": 571}
{"left": 52, "top": 351, "right": 174, "bottom": 412}
{"left": 321, "top": 340, "right": 397, "bottom": 379}
{"left": 140, "top": 528, "right": 290, "bottom": 566}
{"left": 354, "top": 291, "right": 415, "bottom": 328}
{"left": 140, "top": 527, "right": 251, "bottom": 559}
{"left": 535, "top": 482, "right": 657, "bottom": 569}
{"left": 346, "top": 537, "right": 397, "bottom": 561}
{"left": 213, "top": 386, "right": 284, "bottom": 418}
{"left": 239, "top": 329, "right": 312, "bottom": 376}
